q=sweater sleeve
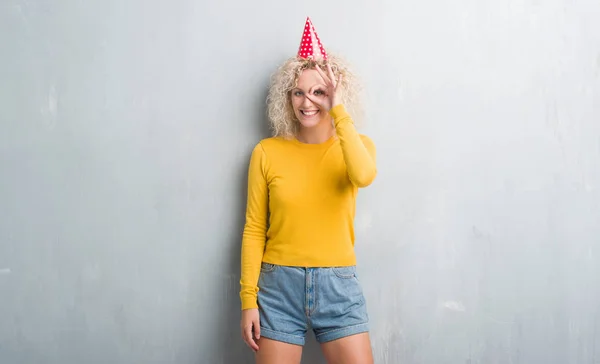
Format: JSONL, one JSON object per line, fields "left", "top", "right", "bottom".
{"left": 330, "top": 104, "right": 377, "bottom": 187}
{"left": 239, "top": 142, "right": 269, "bottom": 310}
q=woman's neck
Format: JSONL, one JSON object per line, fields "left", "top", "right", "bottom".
{"left": 296, "top": 122, "right": 334, "bottom": 144}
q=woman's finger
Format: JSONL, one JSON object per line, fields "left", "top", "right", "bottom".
{"left": 326, "top": 63, "right": 336, "bottom": 87}
{"left": 254, "top": 320, "right": 261, "bottom": 340}
{"left": 305, "top": 94, "right": 324, "bottom": 107}
{"left": 245, "top": 326, "right": 259, "bottom": 351}
{"left": 241, "top": 325, "right": 251, "bottom": 349}
{"left": 306, "top": 94, "right": 332, "bottom": 111}
{"left": 314, "top": 64, "right": 331, "bottom": 85}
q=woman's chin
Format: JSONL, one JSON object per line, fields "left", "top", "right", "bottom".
{"left": 298, "top": 116, "right": 326, "bottom": 129}
{"left": 298, "top": 121, "right": 320, "bottom": 129}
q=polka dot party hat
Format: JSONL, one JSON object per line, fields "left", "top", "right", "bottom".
{"left": 297, "top": 17, "right": 328, "bottom": 61}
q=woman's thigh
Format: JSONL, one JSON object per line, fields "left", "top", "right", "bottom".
{"left": 320, "top": 332, "right": 374, "bottom": 364}
{"left": 255, "top": 337, "right": 303, "bottom": 364}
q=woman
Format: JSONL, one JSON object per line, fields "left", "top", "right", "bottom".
{"left": 239, "top": 17, "right": 377, "bottom": 364}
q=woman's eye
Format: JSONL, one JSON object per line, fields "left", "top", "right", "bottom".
{"left": 314, "top": 90, "right": 324, "bottom": 95}
{"left": 294, "top": 91, "right": 303, "bottom": 96}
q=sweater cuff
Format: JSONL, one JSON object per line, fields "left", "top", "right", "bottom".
{"left": 241, "top": 297, "right": 258, "bottom": 310}
{"left": 329, "top": 104, "right": 351, "bottom": 123}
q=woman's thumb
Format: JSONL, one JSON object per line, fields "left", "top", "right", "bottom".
{"left": 254, "top": 319, "right": 261, "bottom": 339}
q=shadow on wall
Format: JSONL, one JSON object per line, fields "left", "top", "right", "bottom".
{"left": 212, "top": 156, "right": 255, "bottom": 364}
{"left": 205, "top": 87, "right": 267, "bottom": 363}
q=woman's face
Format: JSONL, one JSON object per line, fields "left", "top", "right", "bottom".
{"left": 290, "top": 68, "right": 330, "bottom": 129}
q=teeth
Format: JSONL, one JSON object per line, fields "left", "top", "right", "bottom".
{"left": 302, "top": 110, "right": 318, "bottom": 116}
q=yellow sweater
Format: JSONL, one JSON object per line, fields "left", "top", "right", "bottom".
{"left": 239, "top": 104, "right": 377, "bottom": 310}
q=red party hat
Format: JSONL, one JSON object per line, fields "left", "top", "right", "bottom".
{"left": 297, "top": 17, "right": 328, "bottom": 60}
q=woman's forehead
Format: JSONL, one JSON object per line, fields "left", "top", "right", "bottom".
{"left": 296, "top": 69, "right": 324, "bottom": 89}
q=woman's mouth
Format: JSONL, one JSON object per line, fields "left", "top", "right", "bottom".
{"left": 301, "top": 110, "right": 319, "bottom": 117}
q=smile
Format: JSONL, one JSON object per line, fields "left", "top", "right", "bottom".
{"left": 301, "top": 110, "right": 319, "bottom": 116}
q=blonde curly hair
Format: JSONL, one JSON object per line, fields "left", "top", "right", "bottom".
{"left": 266, "top": 53, "right": 363, "bottom": 138}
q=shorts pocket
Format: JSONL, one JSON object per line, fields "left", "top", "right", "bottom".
{"left": 332, "top": 266, "right": 357, "bottom": 279}
{"left": 260, "top": 262, "right": 277, "bottom": 273}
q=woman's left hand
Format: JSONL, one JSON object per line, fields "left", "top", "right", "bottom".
{"left": 306, "top": 63, "right": 342, "bottom": 112}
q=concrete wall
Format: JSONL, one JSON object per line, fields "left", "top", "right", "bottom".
{"left": 1, "top": 0, "right": 599, "bottom": 363}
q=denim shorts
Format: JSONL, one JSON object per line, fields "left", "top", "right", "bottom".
{"left": 257, "top": 263, "right": 370, "bottom": 346}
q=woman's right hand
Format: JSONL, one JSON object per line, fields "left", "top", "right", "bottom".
{"left": 240, "top": 308, "right": 260, "bottom": 352}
